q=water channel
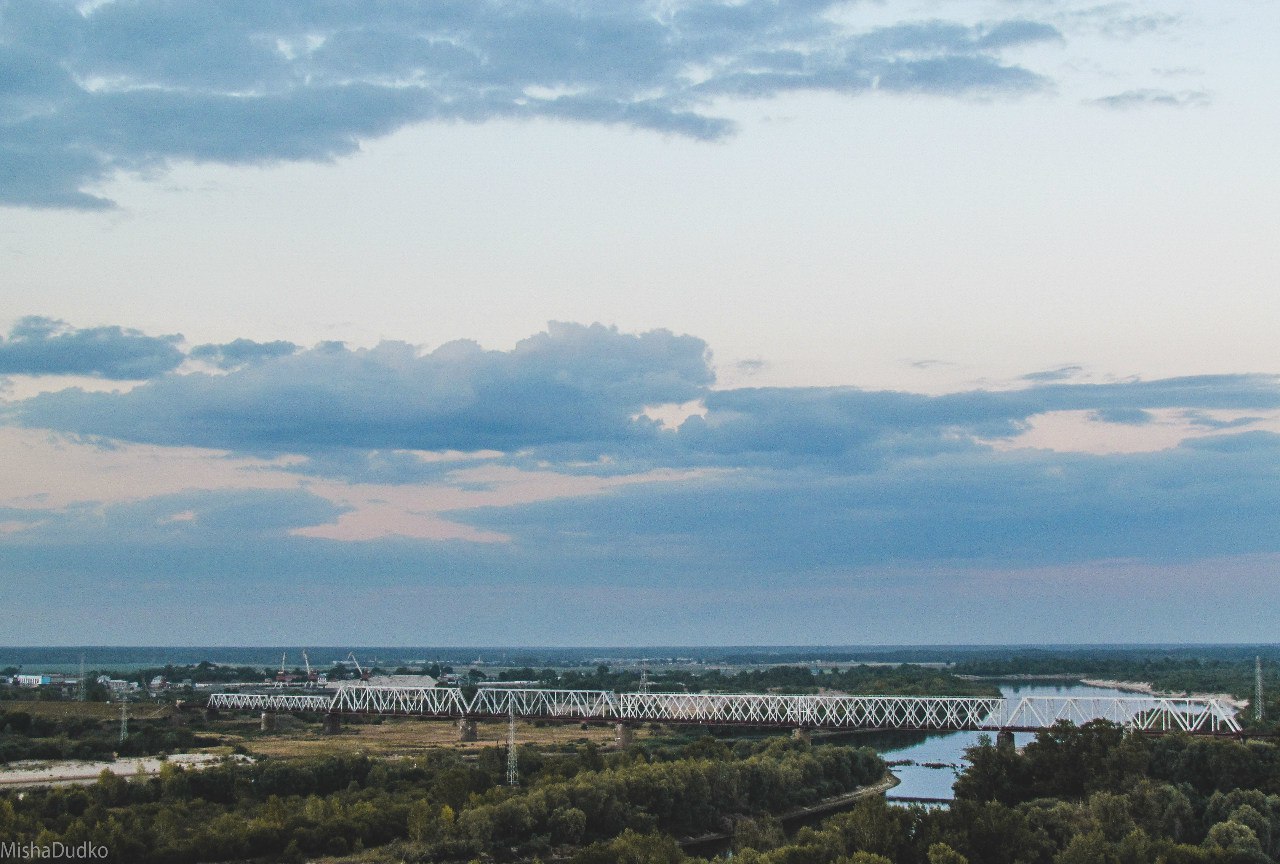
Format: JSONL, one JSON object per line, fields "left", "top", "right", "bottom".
{"left": 879, "top": 681, "right": 1141, "bottom": 802}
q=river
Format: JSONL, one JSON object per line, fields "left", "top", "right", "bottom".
{"left": 879, "top": 681, "right": 1141, "bottom": 802}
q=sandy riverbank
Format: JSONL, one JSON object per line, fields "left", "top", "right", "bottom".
{"left": 1078, "top": 679, "right": 1248, "bottom": 710}
{"left": 0, "top": 753, "right": 250, "bottom": 789}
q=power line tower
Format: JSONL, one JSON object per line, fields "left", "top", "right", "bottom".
{"left": 119, "top": 700, "right": 129, "bottom": 746}
{"left": 77, "top": 654, "right": 86, "bottom": 702}
{"left": 506, "top": 704, "right": 519, "bottom": 786}
{"left": 640, "top": 667, "right": 651, "bottom": 694}
{"left": 1255, "top": 656, "right": 1265, "bottom": 724}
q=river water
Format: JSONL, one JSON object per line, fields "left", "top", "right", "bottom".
{"left": 879, "top": 681, "right": 1139, "bottom": 801}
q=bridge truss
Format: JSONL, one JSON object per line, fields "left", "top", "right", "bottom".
{"left": 206, "top": 686, "right": 1241, "bottom": 734}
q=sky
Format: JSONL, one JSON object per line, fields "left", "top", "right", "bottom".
{"left": 1, "top": 0, "right": 1278, "bottom": 646}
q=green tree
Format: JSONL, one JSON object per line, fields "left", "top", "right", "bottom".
{"left": 732, "top": 815, "right": 784, "bottom": 853}
{"left": 954, "top": 735, "right": 1024, "bottom": 804}
{"left": 927, "top": 842, "right": 970, "bottom": 864}
{"left": 838, "top": 854, "right": 893, "bottom": 864}
{"left": 551, "top": 807, "right": 588, "bottom": 846}
{"left": 1055, "top": 830, "right": 1119, "bottom": 864}
{"left": 407, "top": 799, "right": 437, "bottom": 843}
{"left": 1202, "top": 820, "right": 1268, "bottom": 863}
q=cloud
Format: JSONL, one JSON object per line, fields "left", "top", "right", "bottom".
{"left": 661, "top": 375, "right": 1280, "bottom": 469}
{"left": 0, "top": 488, "right": 350, "bottom": 552}
{"left": 6, "top": 317, "right": 1278, "bottom": 481}
{"left": 908, "top": 358, "right": 956, "bottom": 370}
{"left": 1049, "top": 5, "right": 1181, "bottom": 39}
{"left": 1089, "top": 407, "right": 1153, "bottom": 425}
{"left": 1181, "top": 410, "right": 1261, "bottom": 431}
{"left": 189, "top": 338, "right": 298, "bottom": 370}
{"left": 1092, "top": 88, "right": 1210, "bottom": 109}
{"left": 9, "top": 322, "right": 713, "bottom": 453}
{"left": 1022, "top": 365, "right": 1083, "bottom": 382}
{"left": 3, "top": 320, "right": 1280, "bottom": 641}
{"left": 4, "top": 319, "right": 1278, "bottom": 577}
{"left": 0, "top": 1, "right": 1064, "bottom": 208}
{"left": 453, "top": 430, "right": 1280, "bottom": 569}
{"left": 0, "top": 316, "right": 184, "bottom": 379}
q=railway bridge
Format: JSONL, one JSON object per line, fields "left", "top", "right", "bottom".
{"left": 206, "top": 686, "right": 1241, "bottom": 740}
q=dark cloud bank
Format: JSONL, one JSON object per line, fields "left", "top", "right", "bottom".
{"left": 3, "top": 319, "right": 1279, "bottom": 575}
{"left": 0, "top": 0, "right": 1065, "bottom": 209}
{"left": 0, "top": 316, "right": 299, "bottom": 379}
{"left": 0, "top": 315, "right": 183, "bottom": 379}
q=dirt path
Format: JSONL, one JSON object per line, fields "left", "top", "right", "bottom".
{"left": 679, "top": 773, "right": 900, "bottom": 848}
{"left": 0, "top": 753, "right": 250, "bottom": 789}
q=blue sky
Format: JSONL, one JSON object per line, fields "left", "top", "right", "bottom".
{"left": 1, "top": 0, "right": 1277, "bottom": 645}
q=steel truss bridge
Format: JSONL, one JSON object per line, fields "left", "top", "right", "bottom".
{"left": 207, "top": 687, "right": 1241, "bottom": 735}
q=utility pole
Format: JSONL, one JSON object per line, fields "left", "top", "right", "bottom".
{"left": 506, "top": 704, "right": 518, "bottom": 786}
{"left": 1255, "top": 656, "right": 1265, "bottom": 724}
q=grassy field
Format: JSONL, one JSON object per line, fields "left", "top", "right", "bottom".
{"left": 4, "top": 700, "right": 649, "bottom": 762}
{"left": 2, "top": 700, "right": 172, "bottom": 721}
{"left": 224, "top": 716, "right": 635, "bottom": 760}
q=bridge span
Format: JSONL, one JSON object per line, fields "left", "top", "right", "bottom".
{"left": 206, "top": 687, "right": 1241, "bottom": 735}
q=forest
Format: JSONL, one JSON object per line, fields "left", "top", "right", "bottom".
{"left": 0, "top": 735, "right": 883, "bottom": 862}
{"left": 6, "top": 721, "right": 1280, "bottom": 863}
{"left": 6, "top": 652, "right": 1280, "bottom": 862}
{"left": 0, "top": 704, "right": 214, "bottom": 763}
{"left": 715, "top": 723, "right": 1280, "bottom": 864}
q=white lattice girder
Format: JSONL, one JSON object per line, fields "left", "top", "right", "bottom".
{"left": 616, "top": 693, "right": 1005, "bottom": 729}
{"left": 989, "top": 696, "right": 1240, "bottom": 733}
{"left": 468, "top": 688, "right": 618, "bottom": 718}
{"left": 204, "top": 687, "right": 1241, "bottom": 734}
{"left": 331, "top": 686, "right": 468, "bottom": 716}
{"left": 207, "top": 692, "right": 333, "bottom": 712}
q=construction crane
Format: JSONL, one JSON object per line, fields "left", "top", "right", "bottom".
{"left": 346, "top": 652, "right": 372, "bottom": 682}
{"left": 302, "top": 651, "right": 319, "bottom": 685}
{"left": 275, "top": 652, "right": 292, "bottom": 684}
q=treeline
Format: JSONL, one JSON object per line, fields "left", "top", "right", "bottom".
{"left": 635, "top": 723, "right": 1280, "bottom": 864}
{"left": 714, "top": 666, "right": 998, "bottom": 698}
{"left": 0, "top": 706, "right": 209, "bottom": 763}
{"left": 11, "top": 716, "right": 1280, "bottom": 863}
{"left": 954, "top": 653, "right": 1278, "bottom": 701}
{"left": 80, "top": 659, "right": 994, "bottom": 697}
{"left": 0, "top": 737, "right": 884, "bottom": 863}
{"left": 548, "top": 664, "right": 998, "bottom": 697}
{"left": 130, "top": 660, "right": 267, "bottom": 685}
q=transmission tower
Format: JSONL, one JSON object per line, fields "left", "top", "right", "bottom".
{"left": 640, "top": 667, "right": 651, "bottom": 694}
{"left": 1256, "top": 656, "right": 1265, "bottom": 724}
{"left": 77, "top": 654, "right": 86, "bottom": 702}
{"left": 506, "top": 705, "right": 519, "bottom": 786}
{"left": 119, "top": 700, "right": 129, "bottom": 745}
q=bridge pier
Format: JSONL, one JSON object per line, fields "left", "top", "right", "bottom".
{"left": 791, "top": 727, "right": 812, "bottom": 743}
{"left": 614, "top": 723, "right": 635, "bottom": 748}
{"left": 458, "top": 718, "right": 478, "bottom": 742}
{"left": 323, "top": 714, "right": 342, "bottom": 735}
{"left": 996, "top": 730, "right": 1015, "bottom": 751}
{"left": 260, "top": 712, "right": 275, "bottom": 732}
